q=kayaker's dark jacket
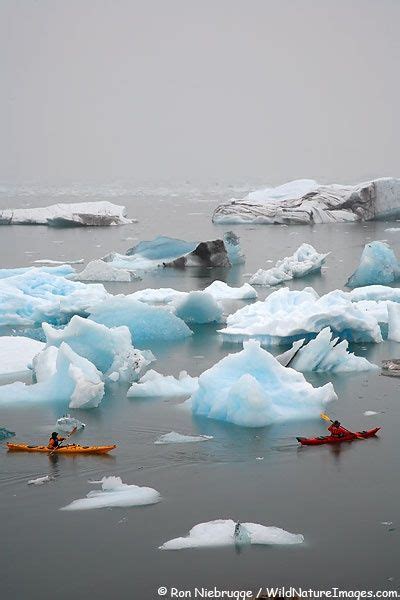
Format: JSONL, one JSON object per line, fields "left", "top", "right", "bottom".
{"left": 48, "top": 435, "right": 65, "bottom": 449}
{"left": 328, "top": 424, "right": 347, "bottom": 437}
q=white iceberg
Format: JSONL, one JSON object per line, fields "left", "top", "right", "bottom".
{"left": 56, "top": 415, "right": 86, "bottom": 433}
{"left": 190, "top": 340, "right": 336, "bottom": 427}
{"left": 159, "top": 519, "right": 304, "bottom": 550}
{"left": 127, "top": 370, "right": 198, "bottom": 398}
{"left": 0, "top": 268, "right": 109, "bottom": 327}
{"left": 129, "top": 288, "right": 187, "bottom": 304}
{"left": 0, "top": 201, "right": 133, "bottom": 226}
{"left": 219, "top": 287, "right": 382, "bottom": 346}
{"left": 0, "top": 336, "right": 44, "bottom": 377}
{"left": 346, "top": 241, "right": 400, "bottom": 288}
{"left": 364, "top": 410, "right": 379, "bottom": 416}
{"left": 73, "top": 259, "right": 138, "bottom": 282}
{"left": 60, "top": 476, "right": 161, "bottom": 510}
{"left": 203, "top": 280, "right": 257, "bottom": 300}
{"left": 0, "top": 343, "right": 104, "bottom": 409}
{"left": 88, "top": 297, "right": 192, "bottom": 345}
{"left": 154, "top": 432, "right": 213, "bottom": 444}
{"left": 213, "top": 178, "right": 400, "bottom": 224}
{"left": 42, "top": 316, "right": 153, "bottom": 383}
{"left": 250, "top": 244, "right": 329, "bottom": 286}
{"left": 280, "top": 327, "right": 377, "bottom": 372}
{"left": 33, "top": 259, "right": 84, "bottom": 265}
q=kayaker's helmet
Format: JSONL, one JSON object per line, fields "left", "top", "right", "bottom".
{"left": 51, "top": 432, "right": 58, "bottom": 439}
{"left": 333, "top": 421, "right": 340, "bottom": 427}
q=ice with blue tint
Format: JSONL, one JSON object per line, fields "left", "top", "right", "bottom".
{"left": 88, "top": 297, "right": 192, "bottom": 345}
{"left": 173, "top": 291, "right": 223, "bottom": 324}
{"left": 56, "top": 414, "right": 86, "bottom": 433}
{"left": 250, "top": 244, "right": 329, "bottom": 286}
{"left": 0, "top": 427, "right": 15, "bottom": 439}
{"left": 104, "top": 236, "right": 197, "bottom": 271}
{"left": 281, "top": 327, "right": 378, "bottom": 372}
{"left": 346, "top": 241, "right": 400, "bottom": 288}
{"left": 0, "top": 268, "right": 109, "bottom": 327}
{"left": 190, "top": 340, "right": 336, "bottom": 427}
{"left": 0, "top": 265, "right": 75, "bottom": 280}
{"left": 348, "top": 285, "right": 400, "bottom": 303}
{"left": 43, "top": 316, "right": 153, "bottom": 382}
{"left": 127, "top": 369, "right": 198, "bottom": 398}
{"left": 223, "top": 231, "right": 245, "bottom": 265}
{"left": 219, "top": 287, "right": 382, "bottom": 345}
{"left": 0, "top": 343, "right": 104, "bottom": 409}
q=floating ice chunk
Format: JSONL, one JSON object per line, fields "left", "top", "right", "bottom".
{"left": 250, "top": 244, "right": 329, "bottom": 286}
{"left": 387, "top": 303, "right": 400, "bottom": 342}
{"left": 159, "top": 519, "right": 304, "bottom": 550}
{"left": 203, "top": 280, "right": 257, "bottom": 300}
{"left": 213, "top": 178, "right": 400, "bottom": 224}
{"left": 364, "top": 411, "right": 379, "bottom": 416}
{"left": 190, "top": 340, "right": 336, "bottom": 427}
{"left": 129, "top": 287, "right": 186, "bottom": 304}
{"left": 28, "top": 475, "right": 54, "bottom": 486}
{"left": 348, "top": 286, "right": 400, "bottom": 303}
{"left": 128, "top": 370, "right": 198, "bottom": 398}
{"left": 346, "top": 242, "right": 400, "bottom": 288}
{"left": 0, "top": 427, "right": 15, "bottom": 439}
{"left": 43, "top": 316, "right": 153, "bottom": 382}
{"left": 33, "top": 259, "right": 84, "bottom": 265}
{"left": 73, "top": 259, "right": 138, "bottom": 282}
{"left": 0, "top": 201, "right": 132, "bottom": 226}
{"left": 223, "top": 231, "right": 245, "bottom": 265}
{"left": 56, "top": 415, "right": 86, "bottom": 433}
{"left": 219, "top": 287, "right": 382, "bottom": 345}
{"left": 89, "top": 297, "right": 192, "bottom": 345}
{"left": 60, "top": 476, "right": 161, "bottom": 510}
{"left": 0, "top": 269, "right": 109, "bottom": 327}
{"left": 154, "top": 432, "right": 213, "bottom": 444}
{"left": 0, "top": 343, "right": 104, "bottom": 409}
{"left": 0, "top": 336, "right": 44, "bottom": 377}
{"left": 275, "top": 340, "right": 305, "bottom": 366}
{"left": 173, "top": 291, "right": 223, "bottom": 324}
{"left": 0, "top": 264, "right": 75, "bottom": 279}
{"left": 381, "top": 359, "right": 400, "bottom": 377}
{"left": 287, "top": 328, "right": 378, "bottom": 372}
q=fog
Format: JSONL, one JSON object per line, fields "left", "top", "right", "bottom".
{"left": 1, "top": 0, "right": 399, "bottom": 185}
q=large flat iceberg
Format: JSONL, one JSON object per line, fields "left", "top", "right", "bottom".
{"left": 213, "top": 178, "right": 400, "bottom": 224}
{"left": 250, "top": 243, "right": 329, "bottom": 286}
{"left": 346, "top": 241, "right": 400, "bottom": 288}
{"left": 159, "top": 519, "right": 304, "bottom": 550}
{"left": 0, "top": 201, "right": 133, "bottom": 226}
{"left": 190, "top": 340, "right": 336, "bottom": 427}
{"left": 61, "top": 476, "right": 161, "bottom": 510}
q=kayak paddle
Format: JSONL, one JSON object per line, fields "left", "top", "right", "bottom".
{"left": 320, "top": 413, "right": 363, "bottom": 439}
{"left": 49, "top": 426, "right": 78, "bottom": 455}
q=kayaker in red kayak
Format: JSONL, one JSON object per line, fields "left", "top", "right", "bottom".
{"left": 327, "top": 420, "right": 348, "bottom": 438}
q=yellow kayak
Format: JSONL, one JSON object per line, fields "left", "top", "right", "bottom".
{"left": 7, "top": 443, "right": 116, "bottom": 455}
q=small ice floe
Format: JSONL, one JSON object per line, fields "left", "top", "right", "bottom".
{"left": 0, "top": 427, "right": 15, "bottom": 440}
{"left": 28, "top": 475, "right": 55, "bottom": 486}
{"left": 155, "top": 432, "right": 213, "bottom": 445}
{"left": 385, "top": 228, "right": 400, "bottom": 233}
{"left": 34, "top": 259, "right": 84, "bottom": 265}
{"left": 56, "top": 415, "right": 86, "bottom": 433}
{"left": 159, "top": 519, "right": 304, "bottom": 550}
{"left": 381, "top": 521, "right": 393, "bottom": 526}
{"left": 255, "top": 457, "right": 264, "bottom": 461}
{"left": 364, "top": 411, "right": 379, "bottom": 416}
{"left": 346, "top": 241, "right": 400, "bottom": 288}
{"left": 60, "top": 476, "right": 161, "bottom": 510}
{"left": 127, "top": 370, "right": 198, "bottom": 398}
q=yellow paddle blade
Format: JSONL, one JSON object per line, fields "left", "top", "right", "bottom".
{"left": 320, "top": 413, "right": 331, "bottom": 422}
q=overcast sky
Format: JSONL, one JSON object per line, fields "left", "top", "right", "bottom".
{"left": 1, "top": 0, "right": 399, "bottom": 185}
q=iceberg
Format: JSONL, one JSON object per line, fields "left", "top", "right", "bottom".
{"left": 127, "top": 370, "right": 198, "bottom": 398}
{"left": 73, "top": 259, "right": 138, "bottom": 282}
{"left": 0, "top": 343, "right": 104, "bottom": 409}
{"left": 0, "top": 264, "right": 75, "bottom": 279}
{"left": 130, "top": 288, "right": 187, "bottom": 304}
{"left": 346, "top": 241, "right": 400, "bottom": 288}
{"left": 159, "top": 519, "right": 304, "bottom": 550}
{"left": 0, "top": 268, "right": 109, "bottom": 327}
{"left": 88, "top": 297, "right": 192, "bottom": 345}
{"left": 387, "top": 303, "right": 400, "bottom": 342}
{"left": 203, "top": 280, "right": 257, "bottom": 300}
{"left": 0, "top": 427, "right": 15, "bottom": 440}
{"left": 381, "top": 359, "right": 400, "bottom": 377}
{"left": 279, "top": 327, "right": 377, "bottom": 372}
{"left": 213, "top": 178, "right": 400, "bottom": 224}
{"left": 42, "top": 316, "right": 153, "bottom": 382}
{"left": 219, "top": 287, "right": 382, "bottom": 345}
{"left": 250, "top": 244, "right": 329, "bottom": 286}
{"left": 60, "top": 476, "right": 161, "bottom": 510}
{"left": 223, "top": 231, "right": 245, "bottom": 265}
{"left": 0, "top": 201, "right": 133, "bottom": 226}
{"left": 0, "top": 336, "right": 44, "bottom": 377}
{"left": 190, "top": 340, "right": 336, "bottom": 427}
{"left": 173, "top": 291, "right": 223, "bottom": 324}
{"left": 154, "top": 432, "right": 213, "bottom": 444}
{"left": 56, "top": 415, "right": 86, "bottom": 433}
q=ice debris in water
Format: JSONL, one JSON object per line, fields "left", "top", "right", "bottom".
{"left": 219, "top": 287, "right": 382, "bottom": 345}
{"left": 154, "top": 432, "right": 213, "bottom": 444}
{"left": 128, "top": 370, "right": 198, "bottom": 398}
{"left": 364, "top": 411, "right": 379, "bottom": 416}
{"left": 28, "top": 475, "right": 54, "bottom": 486}
{"left": 0, "top": 343, "right": 104, "bottom": 409}
{"left": 159, "top": 519, "right": 304, "bottom": 550}
{"left": 0, "top": 201, "right": 132, "bottom": 226}
{"left": 203, "top": 280, "right": 257, "bottom": 300}
{"left": 72, "top": 259, "right": 139, "bottom": 282}
{"left": 276, "top": 327, "right": 377, "bottom": 372}
{"left": 88, "top": 297, "right": 192, "bottom": 345}
{"left": 56, "top": 414, "right": 86, "bottom": 433}
{"left": 190, "top": 340, "right": 336, "bottom": 427}
{"left": 0, "top": 268, "right": 109, "bottom": 327}
{"left": 250, "top": 244, "right": 329, "bottom": 286}
{"left": 33, "top": 259, "right": 84, "bottom": 265}
{"left": 0, "top": 427, "right": 15, "bottom": 439}
{"left": 346, "top": 241, "right": 400, "bottom": 288}
{"left": 42, "top": 316, "right": 153, "bottom": 383}
{"left": 223, "top": 231, "right": 245, "bottom": 265}
{"left": 173, "top": 291, "right": 223, "bottom": 324}
{"left": 0, "top": 336, "right": 44, "bottom": 377}
{"left": 0, "top": 264, "right": 75, "bottom": 279}
{"left": 60, "top": 476, "right": 161, "bottom": 510}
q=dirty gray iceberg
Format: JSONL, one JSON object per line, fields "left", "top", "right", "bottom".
{"left": 213, "top": 178, "right": 400, "bottom": 224}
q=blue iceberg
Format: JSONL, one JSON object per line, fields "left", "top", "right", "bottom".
{"left": 346, "top": 241, "right": 400, "bottom": 288}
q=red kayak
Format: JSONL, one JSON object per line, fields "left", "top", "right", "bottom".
{"left": 297, "top": 427, "right": 380, "bottom": 446}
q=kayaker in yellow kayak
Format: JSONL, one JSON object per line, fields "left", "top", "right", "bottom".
{"left": 48, "top": 431, "right": 65, "bottom": 450}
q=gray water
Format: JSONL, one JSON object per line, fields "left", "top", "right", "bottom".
{"left": 1, "top": 190, "right": 399, "bottom": 599}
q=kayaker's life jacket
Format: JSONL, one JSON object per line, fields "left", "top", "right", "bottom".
{"left": 48, "top": 436, "right": 63, "bottom": 449}
{"left": 328, "top": 424, "right": 347, "bottom": 437}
